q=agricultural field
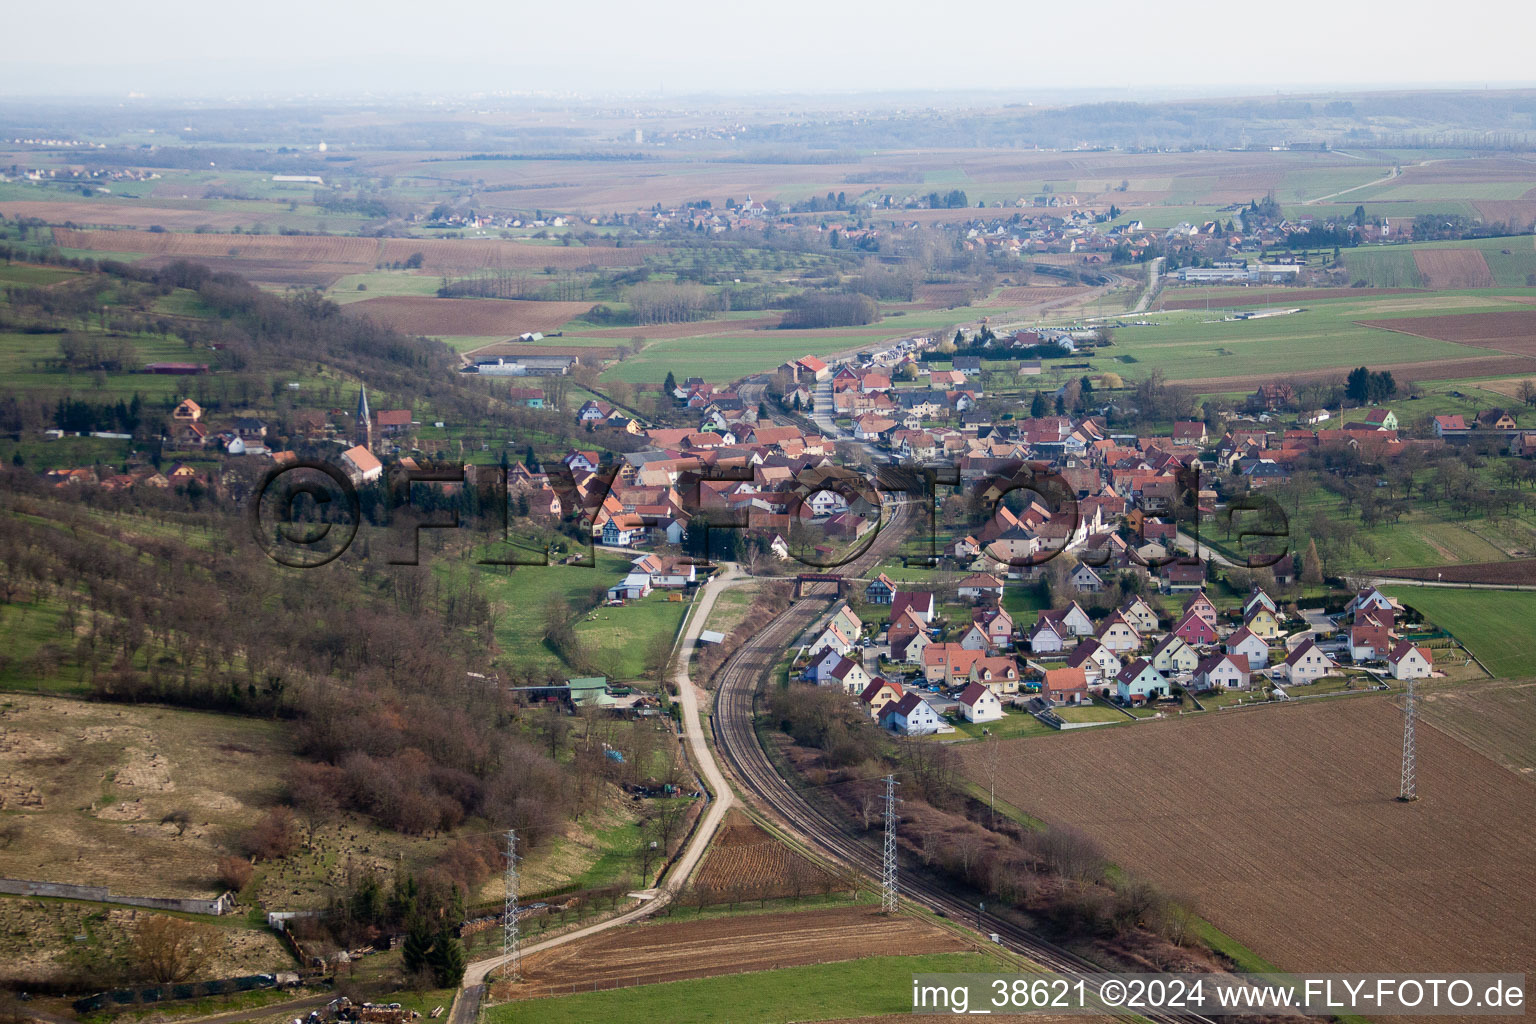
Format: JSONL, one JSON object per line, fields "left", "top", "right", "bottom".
{"left": 1381, "top": 587, "right": 1536, "bottom": 678}
{"left": 1356, "top": 308, "right": 1536, "bottom": 354}
{"left": 1415, "top": 678, "right": 1536, "bottom": 780}
{"left": 1413, "top": 248, "right": 1494, "bottom": 289}
{"left": 958, "top": 698, "right": 1536, "bottom": 988}
{"left": 342, "top": 296, "right": 594, "bottom": 337}
{"left": 691, "top": 812, "right": 838, "bottom": 899}
{"left": 47, "top": 228, "right": 644, "bottom": 283}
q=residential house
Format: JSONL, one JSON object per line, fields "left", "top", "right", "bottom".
{"left": 1182, "top": 591, "right": 1219, "bottom": 630}
{"left": 880, "top": 691, "right": 944, "bottom": 735}
{"left": 1192, "top": 652, "right": 1251, "bottom": 691}
{"left": 1242, "top": 587, "right": 1277, "bottom": 618}
{"left": 859, "top": 678, "right": 905, "bottom": 719}
{"left": 1243, "top": 603, "right": 1282, "bottom": 640}
{"left": 1172, "top": 610, "right": 1218, "bottom": 647}
{"left": 807, "top": 622, "right": 857, "bottom": 660}
{"left": 1276, "top": 638, "right": 1337, "bottom": 684}
{"left": 1068, "top": 563, "right": 1104, "bottom": 593}
{"left": 1349, "top": 624, "right": 1394, "bottom": 663}
{"left": 1150, "top": 634, "right": 1200, "bottom": 675}
{"left": 1041, "top": 666, "right": 1089, "bottom": 706}
{"left": 1225, "top": 626, "right": 1271, "bottom": 669}
{"left": 891, "top": 590, "right": 936, "bottom": 625}
{"left": 956, "top": 682, "right": 1005, "bottom": 723}
{"left": 1046, "top": 602, "right": 1095, "bottom": 636}
{"left": 969, "top": 655, "right": 1021, "bottom": 694}
{"left": 1388, "top": 641, "right": 1434, "bottom": 679}
{"left": 1119, "top": 595, "right": 1160, "bottom": 634}
{"left": 1095, "top": 611, "right": 1141, "bottom": 654}
{"left": 1027, "top": 616, "right": 1068, "bottom": 654}
{"left": 172, "top": 398, "right": 202, "bottom": 422}
{"left": 1067, "top": 639, "right": 1122, "bottom": 689}
{"left": 957, "top": 573, "right": 1005, "bottom": 601}
{"left": 865, "top": 573, "right": 897, "bottom": 605}
{"left": 1115, "top": 658, "right": 1167, "bottom": 704}
{"left": 1347, "top": 587, "right": 1400, "bottom": 621}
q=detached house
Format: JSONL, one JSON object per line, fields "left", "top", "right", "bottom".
{"left": 1115, "top": 658, "right": 1167, "bottom": 704}
{"left": 880, "top": 692, "right": 945, "bottom": 735}
{"left": 957, "top": 573, "right": 1005, "bottom": 601}
{"left": 1192, "top": 652, "right": 1250, "bottom": 691}
{"left": 1276, "top": 638, "right": 1337, "bottom": 684}
{"left": 1096, "top": 611, "right": 1141, "bottom": 654}
{"left": 1183, "top": 591, "right": 1219, "bottom": 630}
{"left": 956, "top": 682, "right": 1005, "bottom": 723}
{"left": 1388, "top": 641, "right": 1434, "bottom": 680}
{"left": 969, "top": 656, "right": 1021, "bottom": 694}
{"left": 1243, "top": 604, "right": 1281, "bottom": 640}
{"left": 1150, "top": 634, "right": 1200, "bottom": 675}
{"left": 1172, "top": 610, "right": 1218, "bottom": 647}
{"left": 1027, "top": 616, "right": 1068, "bottom": 654}
{"left": 1225, "top": 626, "right": 1271, "bottom": 669}
{"left": 1067, "top": 638, "right": 1123, "bottom": 688}
{"left": 891, "top": 590, "right": 936, "bottom": 625}
{"left": 859, "top": 678, "right": 904, "bottom": 719}
{"left": 865, "top": 573, "right": 897, "bottom": 605}
{"left": 1041, "top": 666, "right": 1089, "bottom": 706}
{"left": 1119, "top": 595, "right": 1160, "bottom": 634}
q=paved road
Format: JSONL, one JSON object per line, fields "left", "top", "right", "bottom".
{"left": 450, "top": 566, "right": 752, "bottom": 1022}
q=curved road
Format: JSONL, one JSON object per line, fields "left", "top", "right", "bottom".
{"left": 450, "top": 565, "right": 753, "bottom": 1023}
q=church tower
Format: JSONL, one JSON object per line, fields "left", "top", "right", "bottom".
{"left": 356, "top": 386, "right": 373, "bottom": 451}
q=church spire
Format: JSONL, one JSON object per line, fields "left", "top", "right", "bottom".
{"left": 356, "top": 386, "right": 373, "bottom": 450}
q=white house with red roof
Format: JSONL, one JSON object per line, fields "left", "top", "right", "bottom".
{"left": 1387, "top": 641, "right": 1434, "bottom": 680}
{"left": 956, "top": 682, "right": 1005, "bottom": 723}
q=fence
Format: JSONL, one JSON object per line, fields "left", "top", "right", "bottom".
{"left": 0, "top": 877, "right": 235, "bottom": 915}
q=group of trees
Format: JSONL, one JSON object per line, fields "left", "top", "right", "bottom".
{"left": 778, "top": 291, "right": 879, "bottom": 330}
{"left": 1345, "top": 366, "right": 1398, "bottom": 404}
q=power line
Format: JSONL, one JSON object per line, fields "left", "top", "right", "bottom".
{"left": 503, "top": 828, "right": 521, "bottom": 981}
{"left": 1399, "top": 677, "right": 1419, "bottom": 802}
{"left": 881, "top": 774, "right": 899, "bottom": 913}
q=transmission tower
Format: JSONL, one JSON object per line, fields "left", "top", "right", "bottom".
{"left": 881, "top": 775, "right": 899, "bottom": 913}
{"left": 503, "top": 829, "right": 521, "bottom": 980}
{"left": 1399, "top": 678, "right": 1419, "bottom": 802}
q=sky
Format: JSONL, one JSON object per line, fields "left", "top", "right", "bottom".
{"left": 5, "top": 0, "right": 1536, "bottom": 99}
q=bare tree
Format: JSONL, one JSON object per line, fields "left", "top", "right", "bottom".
{"left": 132, "top": 915, "right": 219, "bottom": 984}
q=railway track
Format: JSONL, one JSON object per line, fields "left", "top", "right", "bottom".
{"left": 710, "top": 502, "right": 1218, "bottom": 1024}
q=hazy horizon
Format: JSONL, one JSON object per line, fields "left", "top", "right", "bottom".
{"left": 6, "top": 0, "right": 1536, "bottom": 100}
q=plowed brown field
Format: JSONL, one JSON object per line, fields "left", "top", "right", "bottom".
{"left": 958, "top": 698, "right": 1536, "bottom": 990}
{"left": 504, "top": 906, "right": 969, "bottom": 998}
{"left": 1, "top": 201, "right": 253, "bottom": 231}
{"left": 1413, "top": 249, "right": 1494, "bottom": 289}
{"left": 996, "top": 286, "right": 1085, "bottom": 305}
{"left": 342, "top": 296, "right": 591, "bottom": 336}
{"left": 1356, "top": 310, "right": 1536, "bottom": 355}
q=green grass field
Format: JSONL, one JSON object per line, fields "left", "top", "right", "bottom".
{"left": 573, "top": 590, "right": 689, "bottom": 680}
{"left": 1379, "top": 588, "right": 1536, "bottom": 678}
{"left": 487, "top": 951, "right": 999, "bottom": 1024}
